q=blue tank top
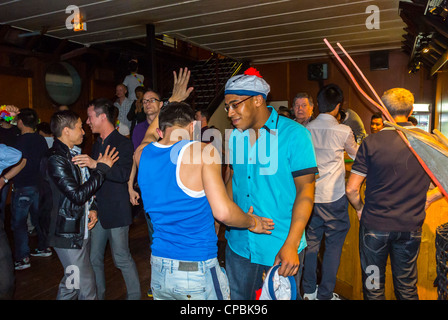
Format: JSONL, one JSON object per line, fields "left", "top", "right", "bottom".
{"left": 137, "top": 140, "right": 217, "bottom": 261}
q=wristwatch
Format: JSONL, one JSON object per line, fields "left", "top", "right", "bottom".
{"left": 1, "top": 176, "right": 8, "bottom": 184}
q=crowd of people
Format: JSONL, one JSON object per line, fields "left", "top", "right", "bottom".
{"left": 0, "top": 63, "right": 444, "bottom": 301}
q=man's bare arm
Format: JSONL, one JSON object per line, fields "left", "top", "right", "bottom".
{"left": 346, "top": 172, "right": 366, "bottom": 220}
{"left": 128, "top": 161, "right": 140, "bottom": 206}
{"left": 0, "top": 158, "right": 26, "bottom": 189}
{"left": 201, "top": 146, "right": 274, "bottom": 234}
{"left": 136, "top": 67, "right": 194, "bottom": 155}
{"left": 274, "top": 173, "right": 315, "bottom": 277}
{"left": 426, "top": 186, "right": 444, "bottom": 210}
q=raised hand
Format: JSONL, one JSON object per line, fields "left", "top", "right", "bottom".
{"left": 168, "top": 67, "right": 194, "bottom": 102}
{"left": 4, "top": 105, "right": 20, "bottom": 117}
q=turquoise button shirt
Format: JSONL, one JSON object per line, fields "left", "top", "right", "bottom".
{"left": 226, "top": 107, "right": 318, "bottom": 266}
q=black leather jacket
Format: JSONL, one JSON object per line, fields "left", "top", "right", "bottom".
{"left": 42, "top": 139, "right": 110, "bottom": 249}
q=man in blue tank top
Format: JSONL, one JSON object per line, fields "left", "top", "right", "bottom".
{"left": 134, "top": 102, "right": 274, "bottom": 300}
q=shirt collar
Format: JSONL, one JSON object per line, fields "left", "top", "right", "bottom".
{"left": 98, "top": 128, "right": 118, "bottom": 144}
{"left": 382, "top": 121, "right": 415, "bottom": 131}
{"left": 260, "top": 107, "right": 280, "bottom": 135}
{"left": 316, "top": 113, "right": 338, "bottom": 123}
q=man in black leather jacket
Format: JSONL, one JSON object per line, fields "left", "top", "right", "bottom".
{"left": 42, "top": 110, "right": 118, "bottom": 300}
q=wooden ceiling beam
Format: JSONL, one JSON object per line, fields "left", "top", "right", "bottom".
{"left": 431, "top": 48, "right": 448, "bottom": 76}
{"left": 0, "top": 24, "right": 11, "bottom": 42}
{"left": 59, "top": 46, "right": 102, "bottom": 61}
{"left": 0, "top": 44, "right": 54, "bottom": 59}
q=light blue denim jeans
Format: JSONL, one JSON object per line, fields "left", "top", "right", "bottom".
{"left": 150, "top": 254, "right": 230, "bottom": 300}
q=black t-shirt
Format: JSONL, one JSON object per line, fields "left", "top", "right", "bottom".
{"left": 0, "top": 125, "right": 20, "bottom": 146}
{"left": 13, "top": 132, "right": 48, "bottom": 188}
{"left": 351, "top": 122, "right": 431, "bottom": 232}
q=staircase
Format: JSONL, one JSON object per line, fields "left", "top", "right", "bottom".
{"left": 157, "top": 51, "right": 246, "bottom": 115}
{"left": 188, "top": 54, "right": 244, "bottom": 114}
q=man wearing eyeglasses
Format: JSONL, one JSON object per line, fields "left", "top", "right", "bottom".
{"left": 224, "top": 68, "right": 318, "bottom": 300}
{"left": 131, "top": 90, "right": 163, "bottom": 150}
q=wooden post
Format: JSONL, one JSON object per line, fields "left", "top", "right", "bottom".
{"left": 146, "top": 24, "right": 157, "bottom": 92}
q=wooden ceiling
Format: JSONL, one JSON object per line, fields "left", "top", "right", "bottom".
{"left": 400, "top": 0, "right": 448, "bottom": 75}
{"left": 0, "top": 0, "right": 408, "bottom": 64}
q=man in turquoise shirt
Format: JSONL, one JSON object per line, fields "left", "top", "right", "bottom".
{"left": 224, "top": 68, "right": 318, "bottom": 300}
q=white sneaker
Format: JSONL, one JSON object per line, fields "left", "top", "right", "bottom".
{"left": 331, "top": 293, "right": 341, "bottom": 300}
{"left": 315, "top": 293, "right": 341, "bottom": 300}
{"left": 303, "top": 286, "right": 318, "bottom": 300}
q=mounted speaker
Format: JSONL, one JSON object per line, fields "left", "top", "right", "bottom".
{"left": 308, "top": 63, "right": 328, "bottom": 81}
{"left": 370, "top": 50, "right": 389, "bottom": 70}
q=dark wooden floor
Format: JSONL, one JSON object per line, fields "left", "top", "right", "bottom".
{"left": 5, "top": 205, "right": 227, "bottom": 300}
{"left": 6, "top": 209, "right": 151, "bottom": 300}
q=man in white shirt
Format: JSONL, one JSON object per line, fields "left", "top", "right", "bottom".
{"left": 123, "top": 59, "right": 144, "bottom": 102}
{"left": 114, "top": 84, "right": 133, "bottom": 137}
{"left": 302, "top": 84, "right": 359, "bottom": 300}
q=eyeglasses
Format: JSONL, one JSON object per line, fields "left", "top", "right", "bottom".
{"left": 224, "top": 96, "right": 252, "bottom": 113}
{"left": 142, "top": 98, "right": 161, "bottom": 104}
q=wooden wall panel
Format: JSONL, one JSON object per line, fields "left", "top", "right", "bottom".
{"left": 434, "top": 70, "right": 448, "bottom": 136}
{"left": 254, "top": 50, "right": 436, "bottom": 133}
{"left": 0, "top": 74, "right": 32, "bottom": 109}
{"left": 334, "top": 191, "right": 448, "bottom": 300}
{"left": 251, "top": 62, "right": 289, "bottom": 102}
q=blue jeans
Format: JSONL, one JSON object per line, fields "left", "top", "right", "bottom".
{"left": 359, "top": 224, "right": 421, "bottom": 300}
{"left": 225, "top": 245, "right": 304, "bottom": 300}
{"left": 11, "top": 185, "right": 40, "bottom": 260}
{"left": 150, "top": 254, "right": 230, "bottom": 300}
{"left": 302, "top": 195, "right": 350, "bottom": 300}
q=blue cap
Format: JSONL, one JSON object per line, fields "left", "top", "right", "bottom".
{"left": 258, "top": 265, "right": 297, "bottom": 300}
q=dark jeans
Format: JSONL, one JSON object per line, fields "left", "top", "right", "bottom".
{"left": 0, "top": 182, "right": 10, "bottom": 222}
{"left": 38, "top": 182, "right": 51, "bottom": 246}
{"left": 359, "top": 224, "right": 421, "bottom": 300}
{"left": 145, "top": 212, "right": 153, "bottom": 247}
{"left": 225, "top": 245, "right": 304, "bottom": 300}
{"left": 11, "top": 185, "right": 46, "bottom": 260}
{"left": 302, "top": 195, "right": 350, "bottom": 300}
{"left": 0, "top": 218, "right": 14, "bottom": 299}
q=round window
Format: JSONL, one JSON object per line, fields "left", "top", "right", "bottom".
{"left": 45, "top": 62, "right": 82, "bottom": 105}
